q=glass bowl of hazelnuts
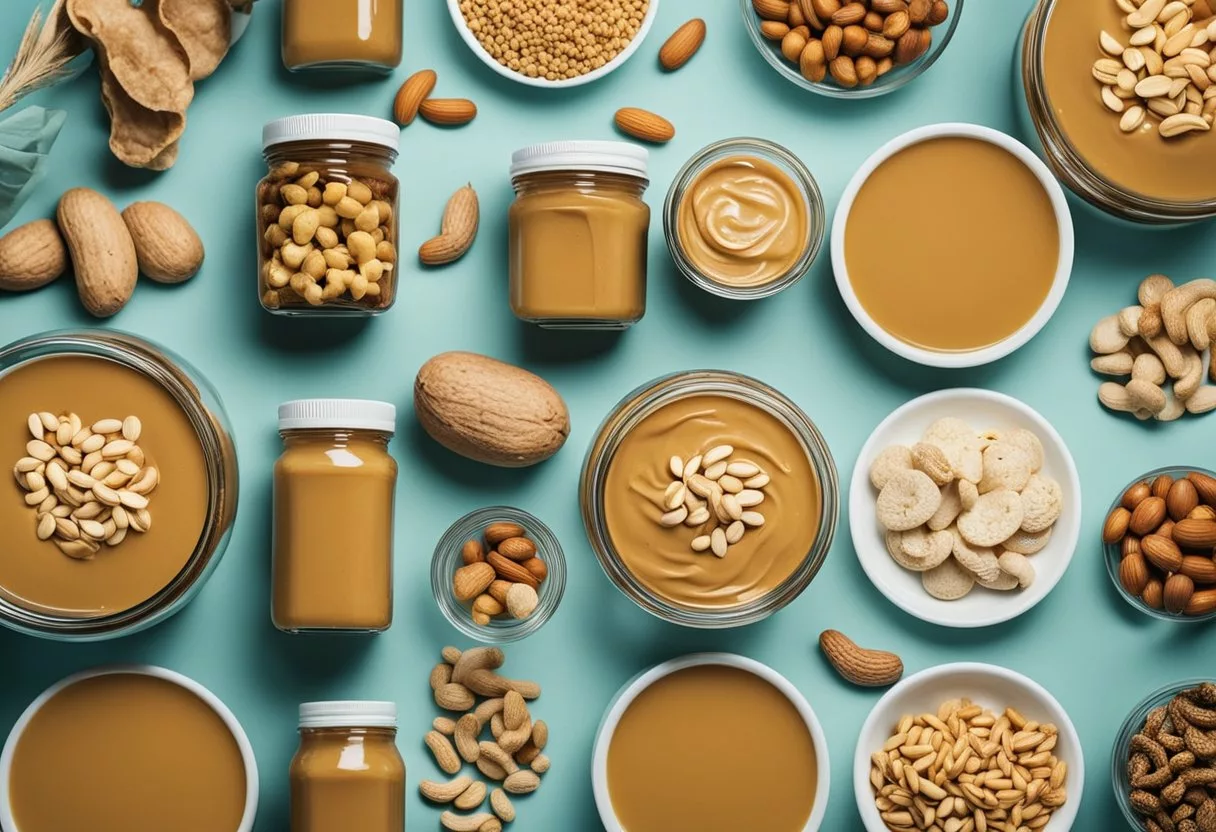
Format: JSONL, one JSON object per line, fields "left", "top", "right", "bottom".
{"left": 1103, "top": 467, "right": 1216, "bottom": 622}
{"left": 741, "top": 0, "right": 963, "bottom": 98}
{"left": 432, "top": 506, "right": 567, "bottom": 643}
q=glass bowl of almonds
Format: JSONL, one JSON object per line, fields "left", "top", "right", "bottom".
{"left": 742, "top": 0, "right": 964, "bottom": 98}
{"left": 431, "top": 506, "right": 566, "bottom": 643}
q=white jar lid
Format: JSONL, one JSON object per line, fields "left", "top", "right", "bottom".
{"left": 299, "top": 701, "right": 397, "bottom": 729}
{"left": 278, "top": 399, "right": 396, "bottom": 433}
{"left": 510, "top": 140, "right": 649, "bottom": 179}
{"left": 263, "top": 114, "right": 400, "bottom": 152}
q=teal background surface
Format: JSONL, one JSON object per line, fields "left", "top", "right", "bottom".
{"left": 1, "top": 0, "right": 1214, "bottom": 828}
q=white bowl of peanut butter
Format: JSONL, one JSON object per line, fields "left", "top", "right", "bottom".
{"left": 0, "top": 665, "right": 258, "bottom": 832}
{"left": 593, "top": 653, "right": 829, "bottom": 831}
{"left": 831, "top": 123, "right": 1074, "bottom": 368}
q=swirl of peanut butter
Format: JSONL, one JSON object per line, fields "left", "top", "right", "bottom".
{"left": 677, "top": 155, "right": 810, "bottom": 287}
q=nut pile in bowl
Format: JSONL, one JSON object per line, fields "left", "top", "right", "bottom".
{"left": 750, "top": 0, "right": 951, "bottom": 88}
{"left": 452, "top": 522, "right": 548, "bottom": 625}
{"left": 870, "top": 417, "right": 1062, "bottom": 601}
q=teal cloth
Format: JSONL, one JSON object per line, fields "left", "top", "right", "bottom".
{"left": 0, "top": 105, "right": 66, "bottom": 230}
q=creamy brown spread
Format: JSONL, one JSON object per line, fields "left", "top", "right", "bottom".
{"left": 8, "top": 673, "right": 247, "bottom": 832}
{"left": 290, "top": 728, "right": 404, "bottom": 832}
{"left": 272, "top": 432, "right": 397, "bottom": 631}
{"left": 845, "top": 137, "right": 1059, "bottom": 352}
{"left": 508, "top": 171, "right": 650, "bottom": 327}
{"left": 282, "top": 0, "right": 402, "bottom": 71}
{"left": 0, "top": 356, "right": 207, "bottom": 617}
{"left": 1044, "top": 0, "right": 1216, "bottom": 202}
{"left": 602, "top": 394, "right": 820, "bottom": 608}
{"left": 607, "top": 664, "right": 818, "bottom": 832}
{"left": 677, "top": 155, "right": 809, "bottom": 287}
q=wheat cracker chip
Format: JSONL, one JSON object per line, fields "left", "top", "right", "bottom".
{"left": 927, "top": 481, "right": 962, "bottom": 531}
{"left": 1003, "top": 428, "right": 1045, "bottom": 473}
{"left": 884, "top": 530, "right": 940, "bottom": 571}
{"left": 997, "top": 550, "right": 1036, "bottom": 589}
{"left": 976, "top": 428, "right": 1003, "bottom": 449}
{"left": 957, "top": 489, "right": 1024, "bottom": 548}
{"left": 901, "top": 527, "right": 953, "bottom": 567}
{"left": 869, "top": 445, "right": 913, "bottom": 491}
{"left": 975, "top": 558, "right": 1020, "bottom": 591}
{"left": 156, "top": 0, "right": 231, "bottom": 81}
{"left": 958, "top": 479, "right": 979, "bottom": 511}
{"left": 876, "top": 469, "right": 941, "bottom": 532}
{"left": 922, "top": 556, "right": 976, "bottom": 600}
{"left": 911, "top": 442, "right": 954, "bottom": 486}
{"left": 950, "top": 528, "right": 1003, "bottom": 583}
{"left": 99, "top": 68, "right": 185, "bottom": 168}
{"left": 67, "top": 0, "right": 194, "bottom": 113}
{"left": 1001, "top": 526, "right": 1053, "bottom": 555}
{"left": 1019, "top": 474, "right": 1063, "bottom": 534}
{"left": 978, "top": 441, "right": 1033, "bottom": 495}
{"left": 922, "top": 417, "right": 984, "bottom": 483}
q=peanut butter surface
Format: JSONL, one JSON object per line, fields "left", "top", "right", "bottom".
{"left": 9, "top": 673, "right": 247, "bottom": 832}
{"left": 677, "top": 155, "right": 809, "bottom": 287}
{"left": 1043, "top": 0, "right": 1216, "bottom": 202}
{"left": 290, "top": 729, "right": 405, "bottom": 832}
{"left": 845, "top": 137, "right": 1059, "bottom": 352}
{"left": 282, "top": 0, "right": 402, "bottom": 70}
{"left": 0, "top": 356, "right": 207, "bottom": 617}
{"left": 607, "top": 664, "right": 818, "bottom": 832}
{"left": 272, "top": 432, "right": 397, "bottom": 631}
{"left": 602, "top": 395, "right": 820, "bottom": 608}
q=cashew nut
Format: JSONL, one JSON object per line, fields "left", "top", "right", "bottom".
{"left": 1144, "top": 333, "right": 1188, "bottom": 377}
{"left": 1187, "top": 298, "right": 1216, "bottom": 352}
{"left": 419, "top": 775, "right": 474, "bottom": 803}
{"left": 1140, "top": 304, "right": 1164, "bottom": 339}
{"left": 1119, "top": 305, "right": 1144, "bottom": 337}
{"left": 1186, "top": 386, "right": 1216, "bottom": 415}
{"left": 440, "top": 811, "right": 495, "bottom": 832}
{"left": 1092, "top": 350, "right": 1134, "bottom": 376}
{"left": 1091, "top": 314, "right": 1130, "bottom": 354}
{"left": 1127, "top": 379, "right": 1168, "bottom": 413}
{"left": 1175, "top": 346, "right": 1204, "bottom": 401}
{"left": 997, "top": 550, "right": 1035, "bottom": 588}
{"left": 1140, "top": 274, "right": 1176, "bottom": 306}
{"left": 1133, "top": 353, "right": 1167, "bottom": 385}
{"left": 1156, "top": 384, "right": 1187, "bottom": 422}
{"left": 1161, "top": 278, "right": 1216, "bottom": 345}
{"left": 1099, "top": 381, "right": 1137, "bottom": 413}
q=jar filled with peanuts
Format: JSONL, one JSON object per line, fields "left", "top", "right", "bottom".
{"left": 258, "top": 115, "right": 400, "bottom": 315}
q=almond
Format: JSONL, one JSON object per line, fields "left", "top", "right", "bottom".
{"left": 454, "top": 561, "right": 496, "bottom": 601}
{"left": 882, "top": 10, "right": 910, "bottom": 38}
{"left": 760, "top": 20, "right": 791, "bottom": 39}
{"left": 1103, "top": 506, "right": 1132, "bottom": 543}
{"left": 1143, "top": 577, "right": 1165, "bottom": 608}
{"left": 822, "top": 25, "right": 843, "bottom": 60}
{"left": 841, "top": 24, "right": 868, "bottom": 56}
{"left": 1122, "top": 481, "right": 1152, "bottom": 510}
{"left": 121, "top": 201, "right": 204, "bottom": 284}
{"left": 1123, "top": 535, "right": 1141, "bottom": 558}
{"left": 830, "top": 2, "right": 866, "bottom": 25}
{"left": 1130, "top": 496, "right": 1168, "bottom": 536}
{"left": 485, "top": 523, "right": 526, "bottom": 545}
{"left": 1186, "top": 588, "right": 1216, "bottom": 615}
{"left": 1142, "top": 534, "right": 1184, "bottom": 572}
{"left": 419, "top": 98, "right": 477, "bottom": 127}
{"left": 487, "top": 580, "right": 512, "bottom": 605}
{"left": 829, "top": 55, "right": 858, "bottom": 86}
{"left": 659, "top": 19, "right": 706, "bottom": 71}
{"left": 872, "top": 0, "right": 909, "bottom": 12}
{"left": 522, "top": 557, "right": 548, "bottom": 582}
{"left": 496, "top": 537, "right": 537, "bottom": 561}
{"left": 907, "top": 0, "right": 930, "bottom": 24}
{"left": 1120, "top": 551, "right": 1150, "bottom": 596}
{"left": 1165, "top": 573, "right": 1196, "bottom": 614}
{"left": 781, "top": 28, "right": 809, "bottom": 62}
{"left": 1189, "top": 472, "right": 1216, "bottom": 506}
{"left": 1173, "top": 519, "right": 1216, "bottom": 549}
{"left": 393, "top": 69, "right": 437, "bottom": 126}
{"left": 864, "top": 32, "right": 895, "bottom": 58}
{"left": 0, "top": 219, "right": 67, "bottom": 292}
{"left": 1168, "top": 478, "right": 1200, "bottom": 521}
{"left": 613, "top": 107, "right": 675, "bottom": 144}
{"left": 800, "top": 39, "right": 827, "bottom": 82}
{"left": 818, "top": 629, "right": 903, "bottom": 687}
{"left": 927, "top": 0, "right": 949, "bottom": 25}
{"left": 1152, "top": 474, "right": 1175, "bottom": 500}
{"left": 753, "top": 0, "right": 790, "bottom": 21}
{"left": 812, "top": 0, "right": 841, "bottom": 18}
{"left": 1181, "top": 556, "right": 1216, "bottom": 584}
{"left": 462, "top": 539, "right": 485, "bottom": 564}
{"left": 487, "top": 552, "right": 540, "bottom": 588}
{"left": 1190, "top": 505, "right": 1216, "bottom": 522}
{"left": 894, "top": 26, "right": 932, "bottom": 64}
{"left": 57, "top": 188, "right": 138, "bottom": 317}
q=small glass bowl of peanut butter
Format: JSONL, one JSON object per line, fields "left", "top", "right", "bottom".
{"left": 431, "top": 506, "right": 567, "bottom": 643}
{"left": 664, "top": 138, "right": 825, "bottom": 301}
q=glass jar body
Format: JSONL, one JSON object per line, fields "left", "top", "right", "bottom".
{"left": 272, "top": 429, "right": 397, "bottom": 632}
{"left": 257, "top": 140, "right": 400, "bottom": 316}
{"left": 508, "top": 170, "right": 650, "bottom": 330}
{"left": 290, "top": 727, "right": 404, "bottom": 832}
{"left": 281, "top": 0, "right": 403, "bottom": 73}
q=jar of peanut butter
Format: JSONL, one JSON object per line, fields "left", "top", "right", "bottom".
{"left": 281, "top": 0, "right": 402, "bottom": 72}
{"left": 290, "top": 701, "right": 404, "bottom": 832}
{"left": 272, "top": 399, "right": 397, "bottom": 633}
{"left": 508, "top": 141, "right": 651, "bottom": 330}
{"left": 259, "top": 115, "right": 400, "bottom": 316}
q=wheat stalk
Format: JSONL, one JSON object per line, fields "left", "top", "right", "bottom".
{"left": 0, "top": 0, "right": 84, "bottom": 115}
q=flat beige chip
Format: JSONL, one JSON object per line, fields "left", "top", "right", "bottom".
{"left": 156, "top": 0, "right": 232, "bottom": 81}
{"left": 956, "top": 489, "right": 1024, "bottom": 548}
{"left": 922, "top": 556, "right": 975, "bottom": 600}
{"left": 926, "top": 481, "right": 962, "bottom": 532}
{"left": 876, "top": 469, "right": 941, "bottom": 532}
{"left": 1002, "top": 526, "right": 1053, "bottom": 556}
{"left": 869, "top": 445, "right": 912, "bottom": 491}
{"left": 977, "top": 441, "right": 1033, "bottom": 494}
{"left": 1019, "top": 474, "right": 1063, "bottom": 534}
{"left": 950, "top": 528, "right": 1002, "bottom": 583}
{"left": 1003, "top": 428, "right": 1044, "bottom": 473}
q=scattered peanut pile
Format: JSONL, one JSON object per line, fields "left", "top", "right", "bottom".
{"left": 453, "top": 522, "right": 547, "bottom": 625}
{"left": 870, "top": 700, "right": 1069, "bottom": 831}
{"left": 422, "top": 647, "right": 549, "bottom": 832}
{"left": 1126, "top": 683, "right": 1216, "bottom": 832}
{"left": 1090, "top": 274, "right": 1216, "bottom": 420}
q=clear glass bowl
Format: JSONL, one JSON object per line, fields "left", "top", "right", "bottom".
{"left": 0, "top": 330, "right": 239, "bottom": 641}
{"left": 740, "top": 0, "right": 965, "bottom": 99}
{"left": 580, "top": 370, "right": 839, "bottom": 628}
{"left": 664, "top": 138, "right": 825, "bottom": 301}
{"left": 430, "top": 506, "right": 566, "bottom": 643}
{"left": 1102, "top": 466, "right": 1216, "bottom": 623}
{"left": 1111, "top": 678, "right": 1213, "bottom": 829}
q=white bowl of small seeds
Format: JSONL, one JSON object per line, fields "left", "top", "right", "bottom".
{"left": 445, "top": 0, "right": 661, "bottom": 88}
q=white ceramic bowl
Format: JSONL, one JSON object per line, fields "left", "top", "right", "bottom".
{"left": 854, "top": 662, "right": 1084, "bottom": 832}
{"left": 830, "top": 123, "right": 1074, "bottom": 368}
{"left": 850, "top": 388, "right": 1081, "bottom": 628}
{"left": 445, "top": 0, "right": 660, "bottom": 88}
{"left": 592, "top": 653, "right": 830, "bottom": 831}
{"left": 0, "top": 665, "right": 259, "bottom": 831}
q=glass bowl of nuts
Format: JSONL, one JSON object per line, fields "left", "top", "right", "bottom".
{"left": 1111, "top": 679, "right": 1216, "bottom": 830}
{"left": 431, "top": 506, "right": 566, "bottom": 643}
{"left": 741, "top": 0, "right": 963, "bottom": 98}
{"left": 1103, "top": 467, "right": 1216, "bottom": 622}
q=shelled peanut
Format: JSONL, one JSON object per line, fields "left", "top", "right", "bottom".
{"left": 751, "top": 0, "right": 950, "bottom": 88}
{"left": 422, "top": 646, "right": 550, "bottom": 832}
{"left": 257, "top": 162, "right": 397, "bottom": 310}
{"left": 1107, "top": 470, "right": 1216, "bottom": 616}
{"left": 453, "top": 522, "right": 547, "bottom": 625}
